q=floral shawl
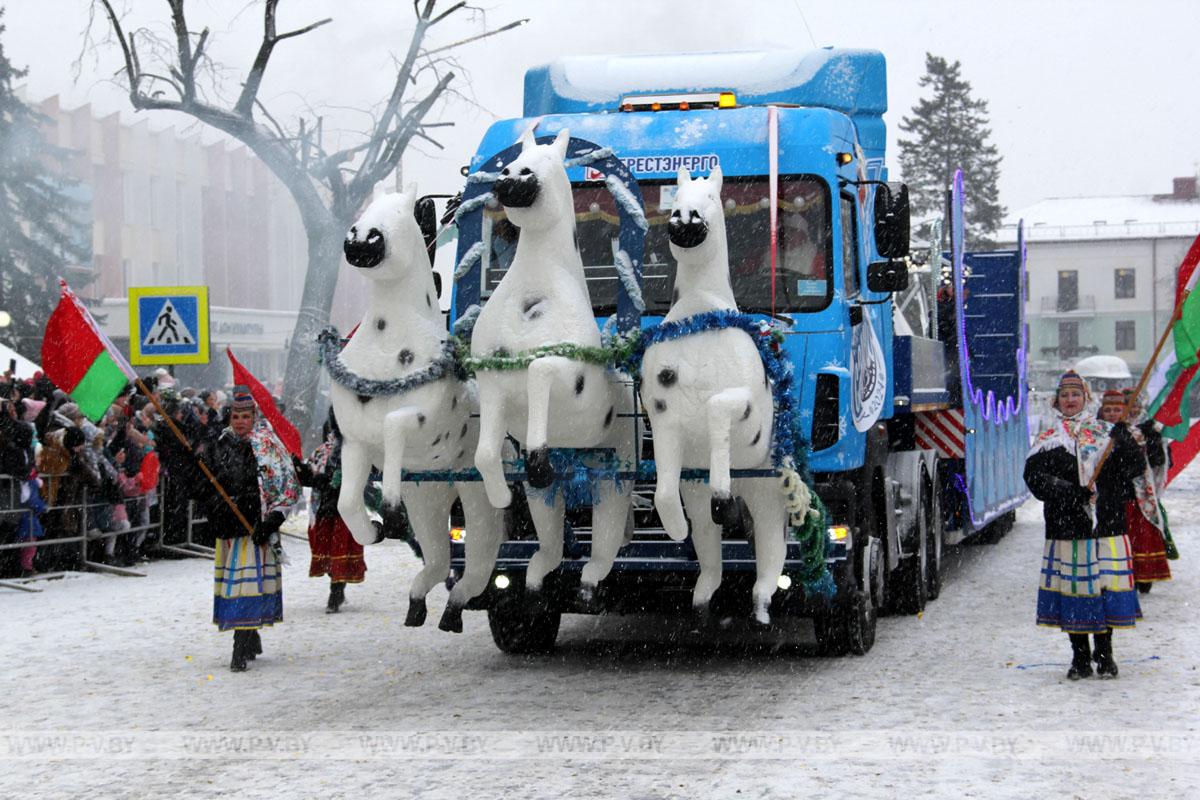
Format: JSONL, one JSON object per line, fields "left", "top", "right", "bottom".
{"left": 1028, "top": 410, "right": 1112, "bottom": 487}
{"left": 249, "top": 419, "right": 300, "bottom": 517}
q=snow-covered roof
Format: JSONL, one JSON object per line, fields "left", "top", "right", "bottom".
{"left": 997, "top": 194, "right": 1200, "bottom": 243}
{"left": 1073, "top": 355, "right": 1131, "bottom": 380}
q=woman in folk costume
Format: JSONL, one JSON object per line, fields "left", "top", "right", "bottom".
{"left": 1024, "top": 371, "right": 1144, "bottom": 680}
{"left": 293, "top": 409, "right": 367, "bottom": 613}
{"left": 1097, "top": 389, "right": 1172, "bottom": 593}
{"left": 208, "top": 386, "right": 299, "bottom": 672}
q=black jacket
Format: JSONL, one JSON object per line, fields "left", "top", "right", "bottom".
{"left": 1024, "top": 423, "right": 1143, "bottom": 541}
{"left": 203, "top": 430, "right": 261, "bottom": 538}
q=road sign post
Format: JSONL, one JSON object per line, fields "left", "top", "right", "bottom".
{"left": 128, "top": 285, "right": 210, "bottom": 366}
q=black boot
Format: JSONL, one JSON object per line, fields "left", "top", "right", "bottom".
{"left": 1094, "top": 629, "right": 1118, "bottom": 678}
{"left": 248, "top": 630, "right": 262, "bottom": 660}
{"left": 326, "top": 581, "right": 346, "bottom": 614}
{"left": 1067, "top": 633, "right": 1092, "bottom": 680}
{"left": 230, "top": 630, "right": 251, "bottom": 672}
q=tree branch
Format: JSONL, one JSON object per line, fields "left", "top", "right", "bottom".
{"left": 235, "top": 0, "right": 332, "bottom": 118}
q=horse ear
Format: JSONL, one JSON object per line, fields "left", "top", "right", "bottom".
{"left": 553, "top": 128, "right": 570, "bottom": 160}
{"left": 403, "top": 183, "right": 418, "bottom": 213}
{"left": 707, "top": 165, "right": 723, "bottom": 193}
{"left": 520, "top": 127, "right": 537, "bottom": 152}
{"left": 677, "top": 167, "right": 691, "bottom": 188}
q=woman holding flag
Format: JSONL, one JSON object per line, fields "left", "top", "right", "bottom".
{"left": 207, "top": 386, "right": 299, "bottom": 672}
{"left": 1025, "top": 371, "right": 1144, "bottom": 680}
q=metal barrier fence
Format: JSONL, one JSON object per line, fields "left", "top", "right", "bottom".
{"left": 0, "top": 473, "right": 164, "bottom": 593}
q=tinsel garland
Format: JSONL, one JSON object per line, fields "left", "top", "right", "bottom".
{"left": 317, "top": 327, "right": 465, "bottom": 397}
{"left": 458, "top": 340, "right": 616, "bottom": 373}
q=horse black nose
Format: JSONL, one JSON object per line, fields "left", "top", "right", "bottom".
{"left": 344, "top": 227, "right": 385, "bottom": 268}
{"left": 668, "top": 217, "right": 708, "bottom": 248}
{"left": 494, "top": 173, "right": 540, "bottom": 208}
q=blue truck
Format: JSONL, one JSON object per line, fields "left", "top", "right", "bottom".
{"left": 443, "top": 48, "right": 1029, "bottom": 655}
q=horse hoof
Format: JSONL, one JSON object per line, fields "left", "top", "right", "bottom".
{"left": 693, "top": 603, "right": 712, "bottom": 630}
{"left": 370, "top": 520, "right": 385, "bottom": 545}
{"left": 444, "top": 570, "right": 459, "bottom": 591}
{"left": 711, "top": 494, "right": 733, "bottom": 526}
{"left": 716, "top": 496, "right": 754, "bottom": 540}
{"left": 526, "top": 447, "right": 554, "bottom": 489}
{"left": 438, "top": 604, "right": 464, "bottom": 633}
{"left": 404, "top": 597, "right": 427, "bottom": 627}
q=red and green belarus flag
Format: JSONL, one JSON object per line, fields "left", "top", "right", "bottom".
{"left": 41, "top": 280, "right": 136, "bottom": 423}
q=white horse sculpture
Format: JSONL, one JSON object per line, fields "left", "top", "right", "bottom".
{"left": 330, "top": 188, "right": 505, "bottom": 632}
{"left": 640, "top": 167, "right": 786, "bottom": 625}
{"left": 471, "top": 128, "right": 637, "bottom": 599}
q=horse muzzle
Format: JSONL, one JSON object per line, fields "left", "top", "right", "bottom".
{"left": 668, "top": 218, "right": 708, "bottom": 248}
{"left": 344, "top": 227, "right": 386, "bottom": 269}
{"left": 494, "top": 174, "right": 540, "bottom": 208}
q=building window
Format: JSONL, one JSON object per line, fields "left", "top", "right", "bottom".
{"left": 1115, "top": 268, "right": 1135, "bottom": 299}
{"left": 1059, "top": 320, "right": 1079, "bottom": 354}
{"left": 1115, "top": 320, "right": 1136, "bottom": 351}
{"left": 1057, "top": 270, "right": 1078, "bottom": 311}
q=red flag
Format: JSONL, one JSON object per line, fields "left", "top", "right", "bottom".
{"left": 226, "top": 347, "right": 302, "bottom": 458}
{"left": 1168, "top": 422, "right": 1200, "bottom": 485}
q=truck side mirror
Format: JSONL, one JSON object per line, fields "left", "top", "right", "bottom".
{"left": 874, "top": 183, "right": 910, "bottom": 259}
{"left": 415, "top": 195, "right": 438, "bottom": 266}
{"left": 867, "top": 259, "right": 909, "bottom": 293}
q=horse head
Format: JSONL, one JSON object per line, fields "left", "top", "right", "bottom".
{"left": 493, "top": 128, "right": 573, "bottom": 233}
{"left": 343, "top": 186, "right": 429, "bottom": 284}
{"left": 668, "top": 166, "right": 726, "bottom": 263}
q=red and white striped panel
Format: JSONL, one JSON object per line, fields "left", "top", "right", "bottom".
{"left": 915, "top": 409, "right": 966, "bottom": 458}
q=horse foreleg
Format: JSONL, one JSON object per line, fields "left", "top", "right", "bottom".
{"left": 580, "top": 480, "right": 632, "bottom": 598}
{"left": 440, "top": 484, "right": 505, "bottom": 633}
{"left": 382, "top": 406, "right": 422, "bottom": 537}
{"left": 337, "top": 439, "right": 380, "bottom": 545}
{"left": 652, "top": 423, "right": 688, "bottom": 542}
{"left": 402, "top": 483, "right": 454, "bottom": 628}
{"left": 525, "top": 356, "right": 574, "bottom": 489}
{"left": 473, "top": 386, "right": 512, "bottom": 509}
{"left": 707, "top": 387, "right": 753, "bottom": 534}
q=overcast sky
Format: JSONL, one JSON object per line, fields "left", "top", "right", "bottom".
{"left": 5, "top": 0, "right": 1199, "bottom": 216}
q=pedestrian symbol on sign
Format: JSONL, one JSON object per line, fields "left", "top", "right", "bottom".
{"left": 143, "top": 299, "right": 196, "bottom": 346}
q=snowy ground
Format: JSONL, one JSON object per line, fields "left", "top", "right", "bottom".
{"left": 2, "top": 471, "right": 1199, "bottom": 799}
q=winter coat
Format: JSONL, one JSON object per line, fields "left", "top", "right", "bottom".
{"left": 1024, "top": 420, "right": 1142, "bottom": 541}
{"left": 202, "top": 429, "right": 261, "bottom": 539}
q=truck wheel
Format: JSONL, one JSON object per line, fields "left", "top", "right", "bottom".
{"left": 889, "top": 497, "right": 927, "bottom": 616}
{"left": 925, "top": 480, "right": 943, "bottom": 601}
{"left": 814, "top": 588, "right": 876, "bottom": 656}
{"left": 487, "top": 601, "right": 561, "bottom": 655}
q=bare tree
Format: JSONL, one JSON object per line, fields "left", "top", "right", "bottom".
{"left": 90, "top": 0, "right": 525, "bottom": 438}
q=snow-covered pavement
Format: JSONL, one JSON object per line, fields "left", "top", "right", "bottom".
{"left": 2, "top": 474, "right": 1198, "bottom": 799}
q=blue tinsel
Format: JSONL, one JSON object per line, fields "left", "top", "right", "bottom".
{"left": 317, "top": 326, "right": 464, "bottom": 397}
{"left": 527, "top": 448, "right": 623, "bottom": 510}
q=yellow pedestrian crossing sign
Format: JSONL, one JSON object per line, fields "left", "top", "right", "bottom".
{"left": 128, "top": 285, "right": 210, "bottom": 365}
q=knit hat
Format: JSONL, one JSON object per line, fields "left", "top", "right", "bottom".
{"left": 230, "top": 385, "right": 255, "bottom": 411}
{"left": 1057, "top": 370, "right": 1086, "bottom": 394}
{"left": 1100, "top": 389, "right": 1125, "bottom": 409}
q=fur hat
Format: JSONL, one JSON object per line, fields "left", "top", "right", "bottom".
{"left": 230, "top": 385, "right": 255, "bottom": 411}
{"left": 62, "top": 426, "right": 86, "bottom": 449}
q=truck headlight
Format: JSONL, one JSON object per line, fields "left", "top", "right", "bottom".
{"left": 827, "top": 525, "right": 850, "bottom": 543}
{"left": 777, "top": 574, "right": 793, "bottom": 591}
{"left": 494, "top": 574, "right": 510, "bottom": 590}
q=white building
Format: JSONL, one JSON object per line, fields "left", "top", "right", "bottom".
{"left": 997, "top": 176, "right": 1200, "bottom": 393}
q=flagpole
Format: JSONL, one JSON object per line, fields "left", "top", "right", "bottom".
{"left": 134, "top": 378, "right": 256, "bottom": 536}
{"left": 1088, "top": 288, "right": 1191, "bottom": 488}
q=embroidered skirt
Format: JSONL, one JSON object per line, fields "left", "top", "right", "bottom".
{"left": 1125, "top": 501, "right": 1172, "bottom": 583}
{"left": 213, "top": 536, "right": 283, "bottom": 631}
{"left": 1037, "top": 535, "right": 1141, "bottom": 634}
{"left": 308, "top": 515, "right": 367, "bottom": 584}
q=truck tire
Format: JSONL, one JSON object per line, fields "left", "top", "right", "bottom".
{"left": 889, "top": 493, "right": 927, "bottom": 615}
{"left": 487, "top": 601, "right": 561, "bottom": 654}
{"left": 813, "top": 588, "right": 876, "bottom": 656}
{"left": 925, "top": 468, "right": 943, "bottom": 601}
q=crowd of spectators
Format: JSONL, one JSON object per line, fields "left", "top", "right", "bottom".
{"left": 0, "top": 367, "right": 240, "bottom": 578}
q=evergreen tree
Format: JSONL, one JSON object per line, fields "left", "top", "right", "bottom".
{"left": 898, "top": 53, "right": 1004, "bottom": 249}
{"left": 0, "top": 9, "right": 89, "bottom": 361}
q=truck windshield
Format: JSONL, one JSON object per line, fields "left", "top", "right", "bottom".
{"left": 476, "top": 175, "right": 832, "bottom": 315}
